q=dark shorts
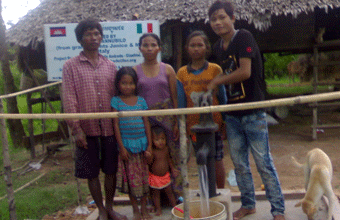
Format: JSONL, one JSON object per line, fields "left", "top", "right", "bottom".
{"left": 215, "top": 131, "right": 224, "bottom": 161}
{"left": 75, "top": 135, "right": 119, "bottom": 179}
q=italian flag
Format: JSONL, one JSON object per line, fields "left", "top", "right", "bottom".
{"left": 137, "top": 23, "right": 153, "bottom": 34}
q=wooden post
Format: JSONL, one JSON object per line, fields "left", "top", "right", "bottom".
{"left": 312, "top": 46, "right": 319, "bottom": 140}
{"left": 0, "top": 99, "right": 17, "bottom": 220}
{"left": 24, "top": 62, "right": 67, "bottom": 139}
{"left": 173, "top": 23, "right": 183, "bottom": 72}
{"left": 41, "top": 90, "right": 46, "bottom": 153}
{"left": 27, "top": 93, "right": 36, "bottom": 158}
{"left": 179, "top": 115, "right": 190, "bottom": 219}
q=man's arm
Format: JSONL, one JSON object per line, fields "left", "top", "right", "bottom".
{"left": 207, "top": 57, "right": 251, "bottom": 90}
{"left": 62, "top": 63, "right": 87, "bottom": 147}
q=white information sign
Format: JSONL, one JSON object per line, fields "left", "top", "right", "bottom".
{"left": 44, "top": 20, "right": 160, "bottom": 81}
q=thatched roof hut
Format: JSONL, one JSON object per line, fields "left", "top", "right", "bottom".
{"left": 6, "top": 0, "right": 340, "bottom": 71}
{"left": 7, "top": 0, "right": 340, "bottom": 47}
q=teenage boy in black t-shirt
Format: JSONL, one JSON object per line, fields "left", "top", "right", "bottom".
{"left": 207, "top": 1, "right": 285, "bottom": 220}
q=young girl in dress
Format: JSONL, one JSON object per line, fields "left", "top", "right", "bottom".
{"left": 111, "top": 67, "right": 152, "bottom": 220}
{"left": 177, "top": 30, "right": 227, "bottom": 188}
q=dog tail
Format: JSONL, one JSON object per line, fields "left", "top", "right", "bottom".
{"left": 291, "top": 156, "right": 304, "bottom": 168}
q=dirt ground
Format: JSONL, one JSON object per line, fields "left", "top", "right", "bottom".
{"left": 188, "top": 105, "right": 340, "bottom": 195}
{"left": 40, "top": 104, "right": 340, "bottom": 219}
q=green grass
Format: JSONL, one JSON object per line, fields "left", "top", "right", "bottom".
{"left": 0, "top": 93, "right": 61, "bottom": 165}
{"left": 9, "top": 93, "right": 61, "bottom": 135}
{"left": 265, "top": 77, "right": 332, "bottom": 96}
{"left": 0, "top": 143, "right": 93, "bottom": 219}
{"left": 0, "top": 169, "right": 89, "bottom": 220}
{"left": 0, "top": 61, "right": 78, "bottom": 219}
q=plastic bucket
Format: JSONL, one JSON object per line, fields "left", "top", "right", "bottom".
{"left": 172, "top": 200, "right": 226, "bottom": 220}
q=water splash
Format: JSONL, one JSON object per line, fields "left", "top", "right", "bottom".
{"left": 198, "top": 165, "right": 210, "bottom": 217}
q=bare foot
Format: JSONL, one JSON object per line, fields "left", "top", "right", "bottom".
{"left": 97, "top": 210, "right": 108, "bottom": 220}
{"left": 147, "top": 205, "right": 156, "bottom": 213}
{"left": 133, "top": 211, "right": 142, "bottom": 220}
{"left": 233, "top": 207, "right": 256, "bottom": 220}
{"left": 107, "top": 209, "right": 128, "bottom": 220}
{"left": 155, "top": 209, "right": 162, "bottom": 216}
{"left": 273, "top": 215, "right": 285, "bottom": 220}
{"left": 141, "top": 212, "right": 153, "bottom": 219}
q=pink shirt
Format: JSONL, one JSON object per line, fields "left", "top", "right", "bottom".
{"left": 62, "top": 52, "right": 116, "bottom": 137}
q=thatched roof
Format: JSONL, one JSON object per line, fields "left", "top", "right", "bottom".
{"left": 7, "top": 0, "right": 340, "bottom": 48}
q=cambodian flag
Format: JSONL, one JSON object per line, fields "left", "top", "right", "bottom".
{"left": 50, "top": 27, "right": 66, "bottom": 37}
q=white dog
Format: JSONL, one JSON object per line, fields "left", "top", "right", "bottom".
{"left": 292, "top": 148, "right": 336, "bottom": 220}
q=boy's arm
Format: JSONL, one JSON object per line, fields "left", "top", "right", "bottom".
{"left": 207, "top": 58, "right": 251, "bottom": 90}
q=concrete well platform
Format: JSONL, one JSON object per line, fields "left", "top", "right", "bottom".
{"left": 86, "top": 189, "right": 340, "bottom": 220}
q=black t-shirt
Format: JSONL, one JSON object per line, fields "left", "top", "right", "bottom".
{"left": 213, "top": 29, "right": 265, "bottom": 116}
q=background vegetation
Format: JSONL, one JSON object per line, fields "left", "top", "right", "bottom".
{"left": 264, "top": 53, "right": 297, "bottom": 80}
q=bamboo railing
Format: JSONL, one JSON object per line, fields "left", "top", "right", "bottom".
{"left": 1, "top": 90, "right": 340, "bottom": 120}
{"left": 1, "top": 82, "right": 340, "bottom": 220}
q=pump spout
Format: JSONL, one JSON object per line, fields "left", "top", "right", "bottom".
{"left": 196, "top": 143, "right": 210, "bottom": 165}
{"left": 190, "top": 91, "right": 219, "bottom": 198}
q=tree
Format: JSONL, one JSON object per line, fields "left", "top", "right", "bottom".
{"left": 1, "top": 2, "right": 18, "bottom": 219}
{"left": 0, "top": 0, "right": 25, "bottom": 148}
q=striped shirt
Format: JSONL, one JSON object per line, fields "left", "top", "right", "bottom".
{"left": 111, "top": 96, "right": 148, "bottom": 153}
{"left": 62, "top": 51, "right": 116, "bottom": 137}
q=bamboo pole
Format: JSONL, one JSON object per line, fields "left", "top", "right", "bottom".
{"left": 0, "top": 81, "right": 62, "bottom": 99}
{"left": 0, "top": 173, "right": 46, "bottom": 201}
{"left": 0, "top": 99, "right": 17, "bottom": 220}
{"left": 0, "top": 91, "right": 340, "bottom": 120}
{"left": 23, "top": 64, "right": 67, "bottom": 139}
{"left": 179, "top": 115, "right": 190, "bottom": 220}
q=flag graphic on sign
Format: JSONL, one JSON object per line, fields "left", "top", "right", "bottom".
{"left": 136, "top": 23, "right": 153, "bottom": 34}
{"left": 50, "top": 27, "right": 66, "bottom": 37}
{"left": 137, "top": 24, "right": 142, "bottom": 34}
{"left": 147, "top": 23, "right": 153, "bottom": 33}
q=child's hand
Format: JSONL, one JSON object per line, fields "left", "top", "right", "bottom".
{"left": 171, "top": 168, "right": 180, "bottom": 177}
{"left": 173, "top": 123, "right": 179, "bottom": 141}
{"left": 120, "top": 148, "right": 130, "bottom": 161}
{"left": 146, "top": 145, "right": 152, "bottom": 154}
{"left": 144, "top": 150, "right": 152, "bottom": 159}
{"left": 145, "top": 145, "right": 152, "bottom": 156}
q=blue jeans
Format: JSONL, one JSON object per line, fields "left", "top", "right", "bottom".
{"left": 226, "top": 111, "right": 285, "bottom": 216}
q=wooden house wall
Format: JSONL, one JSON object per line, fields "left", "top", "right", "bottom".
{"left": 237, "top": 13, "right": 315, "bottom": 54}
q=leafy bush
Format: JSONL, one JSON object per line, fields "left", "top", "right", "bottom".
{"left": 264, "top": 53, "right": 298, "bottom": 80}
